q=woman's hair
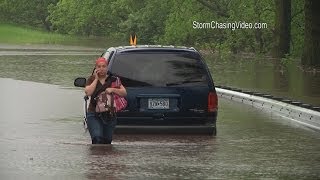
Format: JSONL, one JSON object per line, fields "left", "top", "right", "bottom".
{"left": 95, "top": 57, "right": 108, "bottom": 65}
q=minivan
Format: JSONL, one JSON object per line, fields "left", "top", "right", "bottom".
{"left": 75, "top": 45, "right": 218, "bottom": 135}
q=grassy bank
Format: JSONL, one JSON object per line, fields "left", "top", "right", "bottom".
{"left": 0, "top": 23, "right": 124, "bottom": 48}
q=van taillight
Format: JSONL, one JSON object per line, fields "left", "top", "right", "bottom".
{"left": 208, "top": 92, "right": 218, "bottom": 112}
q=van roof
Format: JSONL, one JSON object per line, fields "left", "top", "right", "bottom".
{"left": 110, "top": 45, "right": 197, "bottom": 52}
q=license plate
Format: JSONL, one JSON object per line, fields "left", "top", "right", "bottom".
{"left": 148, "top": 98, "right": 169, "bottom": 109}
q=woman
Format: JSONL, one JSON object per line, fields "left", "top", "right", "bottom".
{"left": 85, "top": 57, "right": 127, "bottom": 144}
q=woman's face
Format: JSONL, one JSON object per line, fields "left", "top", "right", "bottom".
{"left": 96, "top": 62, "right": 107, "bottom": 76}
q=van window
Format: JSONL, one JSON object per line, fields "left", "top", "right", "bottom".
{"left": 102, "top": 50, "right": 114, "bottom": 60}
{"left": 111, "top": 50, "right": 209, "bottom": 87}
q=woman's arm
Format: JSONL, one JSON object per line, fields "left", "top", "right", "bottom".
{"left": 84, "top": 77, "right": 98, "bottom": 96}
{"left": 107, "top": 85, "right": 127, "bottom": 97}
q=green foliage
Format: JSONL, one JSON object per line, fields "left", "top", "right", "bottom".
{"left": 48, "top": 0, "right": 115, "bottom": 36}
{"left": 280, "top": 53, "right": 295, "bottom": 66}
{"left": 0, "top": 0, "right": 305, "bottom": 59}
{"left": 107, "top": 0, "right": 170, "bottom": 44}
{"left": 290, "top": 0, "right": 304, "bottom": 57}
{"left": 162, "top": 0, "right": 215, "bottom": 46}
{"left": 161, "top": 0, "right": 275, "bottom": 56}
{"left": 0, "top": 0, "right": 58, "bottom": 30}
{"left": 226, "top": 0, "right": 275, "bottom": 54}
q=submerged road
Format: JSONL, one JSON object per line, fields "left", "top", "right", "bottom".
{"left": 0, "top": 78, "right": 319, "bottom": 179}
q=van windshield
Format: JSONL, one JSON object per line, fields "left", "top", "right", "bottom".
{"left": 111, "top": 50, "right": 209, "bottom": 87}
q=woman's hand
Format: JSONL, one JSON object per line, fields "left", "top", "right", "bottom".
{"left": 105, "top": 88, "right": 114, "bottom": 94}
{"left": 94, "top": 69, "right": 100, "bottom": 79}
{"left": 105, "top": 86, "right": 127, "bottom": 97}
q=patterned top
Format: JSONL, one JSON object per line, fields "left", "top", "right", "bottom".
{"left": 86, "top": 75, "right": 127, "bottom": 112}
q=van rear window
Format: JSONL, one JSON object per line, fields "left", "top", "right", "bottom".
{"left": 111, "top": 51, "right": 209, "bottom": 87}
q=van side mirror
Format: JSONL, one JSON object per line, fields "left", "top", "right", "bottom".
{"left": 74, "top": 77, "right": 86, "bottom": 87}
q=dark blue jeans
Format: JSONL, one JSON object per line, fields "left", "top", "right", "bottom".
{"left": 86, "top": 112, "right": 117, "bottom": 144}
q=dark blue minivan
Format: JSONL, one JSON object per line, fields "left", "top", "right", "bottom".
{"left": 75, "top": 45, "right": 218, "bottom": 135}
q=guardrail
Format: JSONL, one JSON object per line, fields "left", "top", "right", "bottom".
{"left": 215, "top": 87, "right": 320, "bottom": 131}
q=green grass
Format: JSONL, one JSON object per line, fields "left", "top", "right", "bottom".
{"left": 0, "top": 23, "right": 125, "bottom": 47}
{"left": 0, "top": 23, "right": 76, "bottom": 44}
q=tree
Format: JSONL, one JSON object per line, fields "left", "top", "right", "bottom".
{"left": 0, "top": 0, "right": 58, "bottom": 30}
{"left": 273, "top": 0, "right": 291, "bottom": 58}
{"left": 196, "top": 0, "right": 229, "bottom": 18}
{"left": 111, "top": 0, "right": 171, "bottom": 44}
{"left": 290, "top": 0, "right": 304, "bottom": 57}
{"left": 301, "top": 0, "right": 320, "bottom": 67}
{"left": 48, "top": 0, "right": 115, "bottom": 36}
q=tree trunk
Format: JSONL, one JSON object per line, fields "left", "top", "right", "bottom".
{"left": 273, "top": 0, "right": 291, "bottom": 58}
{"left": 42, "top": 19, "right": 51, "bottom": 31}
{"left": 301, "top": 0, "right": 320, "bottom": 67}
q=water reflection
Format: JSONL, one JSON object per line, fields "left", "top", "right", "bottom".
{"left": 88, "top": 145, "right": 115, "bottom": 155}
{"left": 206, "top": 56, "right": 320, "bottom": 106}
{"left": 0, "top": 55, "right": 98, "bottom": 87}
{"left": 82, "top": 134, "right": 218, "bottom": 179}
{"left": 273, "top": 61, "right": 289, "bottom": 93}
{"left": 86, "top": 145, "right": 125, "bottom": 180}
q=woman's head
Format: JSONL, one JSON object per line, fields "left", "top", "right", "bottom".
{"left": 95, "top": 57, "right": 108, "bottom": 77}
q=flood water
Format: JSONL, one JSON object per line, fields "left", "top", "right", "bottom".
{"left": 205, "top": 54, "right": 320, "bottom": 106}
{"left": 0, "top": 49, "right": 320, "bottom": 179}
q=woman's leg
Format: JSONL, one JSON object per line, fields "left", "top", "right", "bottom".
{"left": 86, "top": 112, "right": 104, "bottom": 144}
{"left": 102, "top": 117, "right": 117, "bottom": 144}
